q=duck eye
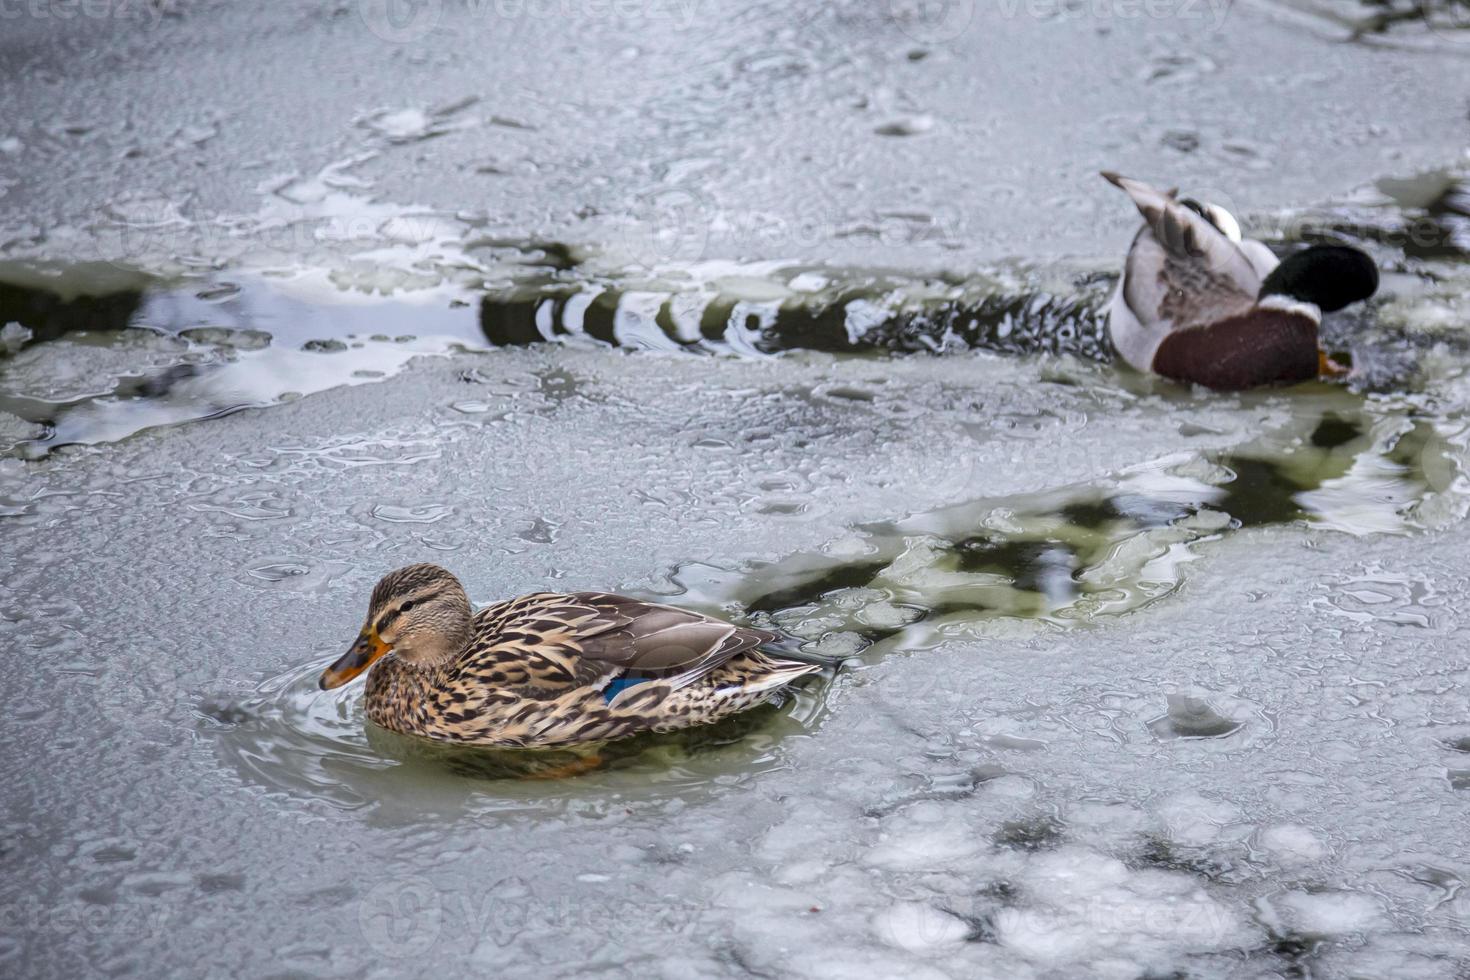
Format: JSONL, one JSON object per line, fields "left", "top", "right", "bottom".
{"left": 399, "top": 600, "right": 416, "bottom": 613}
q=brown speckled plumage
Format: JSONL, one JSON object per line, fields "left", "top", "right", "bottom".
{"left": 339, "top": 570, "right": 820, "bottom": 747}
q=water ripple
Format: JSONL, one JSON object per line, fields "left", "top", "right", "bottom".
{"left": 206, "top": 658, "right": 830, "bottom": 818}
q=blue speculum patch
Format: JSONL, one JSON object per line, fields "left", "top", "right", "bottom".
{"left": 601, "top": 675, "right": 653, "bottom": 705}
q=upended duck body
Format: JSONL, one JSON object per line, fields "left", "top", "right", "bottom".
{"left": 1103, "top": 172, "right": 1379, "bottom": 390}
{"left": 319, "top": 564, "right": 821, "bottom": 747}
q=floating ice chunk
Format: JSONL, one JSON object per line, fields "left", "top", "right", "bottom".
{"left": 997, "top": 847, "right": 1251, "bottom": 970}
{"left": 1176, "top": 507, "right": 1233, "bottom": 533}
{"left": 806, "top": 632, "right": 868, "bottom": 659}
{"left": 1078, "top": 525, "right": 1191, "bottom": 591}
{"left": 755, "top": 803, "right": 840, "bottom": 864}
{"left": 1167, "top": 454, "right": 1235, "bottom": 485}
{"left": 1067, "top": 801, "right": 1151, "bottom": 839}
{"left": 985, "top": 774, "right": 1038, "bottom": 801}
{"left": 0, "top": 321, "right": 31, "bottom": 354}
{"left": 822, "top": 533, "right": 879, "bottom": 560}
{"left": 866, "top": 826, "right": 981, "bottom": 870}
{"left": 771, "top": 859, "right": 829, "bottom": 886}
{"left": 979, "top": 733, "right": 1048, "bottom": 753}
{"left": 2, "top": 330, "right": 189, "bottom": 403}
{"left": 855, "top": 599, "right": 925, "bottom": 631}
{"left": 1256, "top": 824, "right": 1328, "bottom": 865}
{"left": 866, "top": 802, "right": 982, "bottom": 871}
{"left": 270, "top": 174, "right": 330, "bottom": 205}
{"left": 363, "top": 108, "right": 434, "bottom": 142}
{"left": 843, "top": 298, "right": 895, "bottom": 344}
{"left": 707, "top": 872, "right": 819, "bottom": 915}
{"left": 872, "top": 901, "right": 970, "bottom": 952}
{"left": 709, "top": 873, "right": 831, "bottom": 972}
{"left": 1270, "top": 889, "right": 1385, "bottom": 937}
{"left": 1156, "top": 793, "right": 1242, "bottom": 846}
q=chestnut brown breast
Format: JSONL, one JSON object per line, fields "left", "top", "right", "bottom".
{"left": 1151, "top": 309, "right": 1320, "bottom": 391}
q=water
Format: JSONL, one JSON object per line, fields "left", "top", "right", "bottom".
{"left": 4, "top": 184, "right": 1463, "bottom": 456}
{"left": 5, "top": 2, "right": 1470, "bottom": 978}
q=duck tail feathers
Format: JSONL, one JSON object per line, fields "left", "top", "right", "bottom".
{"left": 1101, "top": 171, "right": 1240, "bottom": 267}
{"left": 756, "top": 637, "right": 851, "bottom": 670}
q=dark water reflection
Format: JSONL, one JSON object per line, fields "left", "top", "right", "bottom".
{"left": 478, "top": 267, "right": 1113, "bottom": 359}
{"left": 693, "top": 400, "right": 1461, "bottom": 658}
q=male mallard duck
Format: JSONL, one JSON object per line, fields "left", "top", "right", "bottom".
{"left": 318, "top": 564, "right": 822, "bottom": 747}
{"left": 1102, "top": 172, "right": 1378, "bottom": 390}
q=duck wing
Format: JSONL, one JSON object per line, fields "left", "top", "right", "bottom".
{"left": 463, "top": 591, "right": 786, "bottom": 698}
{"left": 1104, "top": 172, "right": 1262, "bottom": 330}
{"left": 567, "top": 592, "right": 781, "bottom": 686}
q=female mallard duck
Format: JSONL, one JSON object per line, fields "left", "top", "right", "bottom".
{"left": 1102, "top": 172, "right": 1379, "bottom": 390}
{"left": 318, "top": 563, "right": 822, "bottom": 747}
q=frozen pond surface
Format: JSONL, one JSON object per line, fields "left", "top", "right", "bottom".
{"left": 3, "top": 2, "right": 1470, "bottom": 978}
{"left": 9, "top": 346, "right": 1470, "bottom": 979}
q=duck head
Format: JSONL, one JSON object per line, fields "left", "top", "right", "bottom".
{"left": 319, "top": 563, "right": 474, "bottom": 690}
{"left": 1258, "top": 245, "right": 1379, "bottom": 314}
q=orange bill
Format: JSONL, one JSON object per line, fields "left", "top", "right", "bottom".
{"left": 319, "top": 627, "right": 390, "bottom": 690}
{"left": 1318, "top": 350, "right": 1351, "bottom": 379}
